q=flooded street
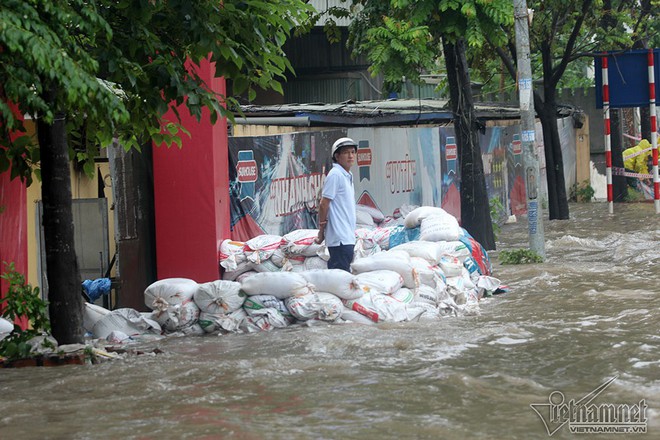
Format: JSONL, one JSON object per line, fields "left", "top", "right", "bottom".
{"left": 1, "top": 202, "right": 659, "bottom": 439}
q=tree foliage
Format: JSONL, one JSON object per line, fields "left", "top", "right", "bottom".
{"left": 0, "top": 0, "right": 313, "bottom": 344}
{"left": 1, "top": 0, "right": 314, "bottom": 181}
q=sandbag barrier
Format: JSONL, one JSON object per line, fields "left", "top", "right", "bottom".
{"left": 83, "top": 206, "right": 503, "bottom": 341}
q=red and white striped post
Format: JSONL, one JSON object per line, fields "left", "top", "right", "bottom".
{"left": 648, "top": 49, "right": 659, "bottom": 214}
{"left": 602, "top": 55, "right": 613, "bottom": 213}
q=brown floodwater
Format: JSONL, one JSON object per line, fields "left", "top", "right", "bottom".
{"left": 1, "top": 202, "right": 658, "bottom": 439}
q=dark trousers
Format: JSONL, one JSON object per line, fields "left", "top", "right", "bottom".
{"left": 327, "top": 244, "right": 355, "bottom": 272}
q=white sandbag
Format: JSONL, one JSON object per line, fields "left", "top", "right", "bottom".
{"left": 177, "top": 322, "right": 205, "bottom": 336}
{"left": 235, "top": 270, "right": 259, "bottom": 283}
{"left": 244, "top": 234, "right": 283, "bottom": 264}
{"left": 239, "top": 308, "right": 290, "bottom": 333}
{"left": 390, "top": 287, "right": 414, "bottom": 304}
{"left": 269, "top": 248, "right": 289, "bottom": 267}
{"left": 0, "top": 317, "right": 14, "bottom": 340}
{"left": 285, "top": 293, "right": 319, "bottom": 321}
{"left": 304, "top": 256, "right": 328, "bottom": 271}
{"left": 194, "top": 280, "right": 245, "bottom": 314}
{"left": 218, "top": 239, "right": 247, "bottom": 272}
{"left": 411, "top": 302, "right": 442, "bottom": 321}
{"left": 355, "top": 228, "right": 380, "bottom": 251}
{"left": 144, "top": 278, "right": 198, "bottom": 311}
{"left": 340, "top": 308, "right": 376, "bottom": 325}
{"left": 282, "top": 229, "right": 325, "bottom": 257}
{"left": 438, "top": 256, "right": 463, "bottom": 277}
{"left": 150, "top": 300, "right": 200, "bottom": 333}
{"left": 242, "top": 294, "right": 294, "bottom": 322}
{"left": 315, "top": 292, "right": 344, "bottom": 321}
{"left": 355, "top": 270, "right": 404, "bottom": 295}
{"left": 408, "top": 257, "right": 437, "bottom": 287}
{"left": 419, "top": 214, "right": 461, "bottom": 242}
{"left": 300, "top": 269, "right": 363, "bottom": 300}
{"left": 343, "top": 291, "right": 418, "bottom": 323}
{"left": 240, "top": 272, "right": 313, "bottom": 299}
{"left": 434, "top": 240, "right": 471, "bottom": 262}
{"left": 198, "top": 308, "right": 247, "bottom": 333}
{"left": 350, "top": 254, "right": 418, "bottom": 289}
{"left": 391, "top": 240, "right": 445, "bottom": 264}
{"left": 357, "top": 204, "right": 385, "bottom": 223}
{"left": 356, "top": 208, "right": 375, "bottom": 227}
{"left": 404, "top": 206, "right": 451, "bottom": 229}
{"left": 222, "top": 261, "right": 256, "bottom": 281}
{"left": 295, "top": 292, "right": 342, "bottom": 321}
{"left": 284, "top": 292, "right": 343, "bottom": 322}
{"left": 106, "top": 330, "right": 131, "bottom": 343}
{"left": 415, "top": 284, "right": 439, "bottom": 305}
{"left": 253, "top": 259, "right": 286, "bottom": 273}
{"left": 354, "top": 237, "right": 381, "bottom": 260}
{"left": 92, "top": 308, "right": 162, "bottom": 339}
{"left": 476, "top": 275, "right": 502, "bottom": 297}
{"left": 83, "top": 302, "right": 111, "bottom": 333}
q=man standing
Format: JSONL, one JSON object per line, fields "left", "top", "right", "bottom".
{"left": 316, "top": 137, "right": 358, "bottom": 272}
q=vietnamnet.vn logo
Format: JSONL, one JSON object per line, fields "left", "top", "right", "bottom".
{"left": 530, "top": 375, "right": 647, "bottom": 436}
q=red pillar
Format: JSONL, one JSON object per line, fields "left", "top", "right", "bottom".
{"left": 152, "top": 60, "right": 230, "bottom": 282}
{"left": 0, "top": 112, "right": 29, "bottom": 328}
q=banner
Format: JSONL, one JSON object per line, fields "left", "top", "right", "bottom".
{"left": 227, "top": 120, "right": 578, "bottom": 241}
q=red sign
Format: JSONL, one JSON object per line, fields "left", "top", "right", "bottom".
{"left": 513, "top": 140, "right": 522, "bottom": 155}
{"left": 446, "top": 144, "right": 457, "bottom": 160}
{"left": 357, "top": 148, "right": 372, "bottom": 167}
{"left": 236, "top": 160, "right": 258, "bottom": 183}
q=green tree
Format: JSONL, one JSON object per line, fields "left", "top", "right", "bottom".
{"left": 338, "top": 0, "right": 514, "bottom": 250}
{"left": 0, "top": 0, "right": 312, "bottom": 344}
{"left": 491, "top": 0, "right": 657, "bottom": 218}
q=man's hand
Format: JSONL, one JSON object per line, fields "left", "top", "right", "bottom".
{"left": 315, "top": 228, "right": 325, "bottom": 244}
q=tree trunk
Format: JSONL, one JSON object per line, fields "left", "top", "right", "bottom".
{"left": 443, "top": 38, "right": 495, "bottom": 250}
{"left": 536, "top": 44, "right": 570, "bottom": 220}
{"left": 37, "top": 107, "right": 84, "bottom": 345}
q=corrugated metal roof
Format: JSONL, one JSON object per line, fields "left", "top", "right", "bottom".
{"left": 309, "top": 0, "right": 354, "bottom": 27}
{"left": 238, "top": 99, "right": 521, "bottom": 127}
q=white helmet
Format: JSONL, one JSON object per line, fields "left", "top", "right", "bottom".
{"left": 331, "top": 137, "right": 358, "bottom": 157}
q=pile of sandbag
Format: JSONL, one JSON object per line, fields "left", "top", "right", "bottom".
{"left": 83, "top": 205, "right": 502, "bottom": 340}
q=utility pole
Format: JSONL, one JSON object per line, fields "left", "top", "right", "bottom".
{"left": 514, "top": 0, "right": 545, "bottom": 259}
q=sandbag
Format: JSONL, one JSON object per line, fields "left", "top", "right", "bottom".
{"left": 285, "top": 292, "right": 343, "bottom": 322}
{"left": 390, "top": 287, "right": 414, "bottom": 304}
{"left": 239, "top": 308, "right": 290, "bottom": 333}
{"left": 240, "top": 272, "right": 313, "bottom": 299}
{"left": 194, "top": 280, "right": 245, "bottom": 314}
{"left": 92, "top": 308, "right": 161, "bottom": 339}
{"left": 419, "top": 214, "right": 461, "bottom": 242}
{"left": 244, "top": 235, "right": 283, "bottom": 264}
{"left": 242, "top": 294, "right": 295, "bottom": 322}
{"left": 404, "top": 206, "right": 451, "bottom": 229}
{"left": 144, "top": 278, "right": 198, "bottom": 311}
{"left": 300, "top": 269, "right": 363, "bottom": 300}
{"left": 408, "top": 257, "right": 437, "bottom": 288}
{"left": 340, "top": 308, "right": 376, "bottom": 325}
{"left": 355, "top": 270, "right": 404, "bottom": 295}
{"left": 282, "top": 229, "right": 325, "bottom": 257}
{"left": 391, "top": 240, "right": 445, "bottom": 264}
{"left": 438, "top": 256, "right": 463, "bottom": 277}
{"left": 304, "top": 256, "right": 328, "bottom": 271}
{"left": 415, "top": 284, "right": 439, "bottom": 305}
{"left": 350, "top": 254, "right": 418, "bottom": 289}
{"left": 357, "top": 204, "right": 385, "bottom": 222}
{"left": 198, "top": 308, "right": 247, "bottom": 333}
{"left": 150, "top": 301, "right": 200, "bottom": 333}
{"left": 83, "top": 302, "right": 111, "bottom": 333}
{"left": 218, "top": 239, "right": 247, "bottom": 272}
{"left": 343, "top": 291, "right": 421, "bottom": 323}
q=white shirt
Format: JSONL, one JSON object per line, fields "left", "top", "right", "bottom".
{"left": 322, "top": 163, "right": 356, "bottom": 246}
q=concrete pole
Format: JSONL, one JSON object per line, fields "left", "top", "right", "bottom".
{"left": 514, "top": 0, "right": 545, "bottom": 258}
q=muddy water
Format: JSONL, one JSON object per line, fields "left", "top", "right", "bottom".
{"left": 1, "top": 203, "right": 658, "bottom": 440}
